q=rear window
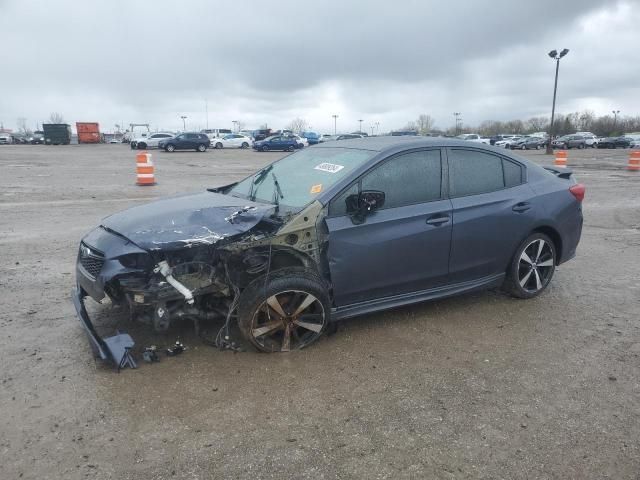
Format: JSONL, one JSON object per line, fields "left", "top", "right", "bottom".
{"left": 449, "top": 149, "right": 523, "bottom": 197}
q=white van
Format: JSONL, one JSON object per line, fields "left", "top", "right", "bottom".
{"left": 201, "top": 128, "right": 233, "bottom": 140}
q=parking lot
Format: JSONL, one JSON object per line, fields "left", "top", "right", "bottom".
{"left": 1, "top": 144, "right": 639, "bottom": 479}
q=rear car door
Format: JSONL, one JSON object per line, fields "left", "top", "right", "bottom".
{"left": 447, "top": 148, "right": 537, "bottom": 283}
{"left": 325, "top": 149, "right": 452, "bottom": 306}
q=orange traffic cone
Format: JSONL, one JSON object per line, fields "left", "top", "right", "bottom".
{"left": 554, "top": 150, "right": 567, "bottom": 168}
{"left": 628, "top": 150, "right": 640, "bottom": 172}
{"left": 136, "top": 151, "right": 156, "bottom": 186}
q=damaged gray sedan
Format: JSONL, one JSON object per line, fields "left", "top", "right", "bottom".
{"left": 73, "top": 137, "right": 584, "bottom": 361}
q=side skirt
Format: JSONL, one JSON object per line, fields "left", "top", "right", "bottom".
{"left": 330, "top": 273, "right": 505, "bottom": 321}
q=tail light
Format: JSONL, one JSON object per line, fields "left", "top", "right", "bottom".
{"left": 569, "top": 183, "right": 585, "bottom": 202}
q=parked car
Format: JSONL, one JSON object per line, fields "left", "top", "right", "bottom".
{"left": 131, "top": 132, "right": 175, "bottom": 150}
{"left": 320, "top": 134, "right": 333, "bottom": 142}
{"left": 336, "top": 134, "right": 363, "bottom": 141}
{"left": 27, "top": 131, "right": 45, "bottom": 144}
{"left": 211, "top": 134, "right": 253, "bottom": 149}
{"left": 575, "top": 132, "right": 599, "bottom": 147}
{"left": 596, "top": 136, "right": 633, "bottom": 149}
{"left": 158, "top": 132, "right": 210, "bottom": 152}
{"left": 294, "top": 135, "right": 308, "bottom": 147}
{"left": 252, "top": 135, "right": 300, "bottom": 152}
{"left": 510, "top": 137, "right": 545, "bottom": 150}
{"left": 495, "top": 136, "right": 523, "bottom": 149}
{"left": 0, "top": 133, "right": 13, "bottom": 144}
{"left": 72, "top": 137, "right": 584, "bottom": 361}
{"left": 301, "top": 131, "right": 321, "bottom": 145}
{"left": 201, "top": 128, "right": 233, "bottom": 141}
{"left": 457, "top": 133, "right": 489, "bottom": 144}
{"left": 252, "top": 129, "right": 273, "bottom": 141}
{"left": 551, "top": 135, "right": 586, "bottom": 149}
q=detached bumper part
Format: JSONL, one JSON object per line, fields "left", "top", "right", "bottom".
{"left": 72, "top": 286, "right": 137, "bottom": 371}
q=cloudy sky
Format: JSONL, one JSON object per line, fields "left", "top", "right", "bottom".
{"left": 1, "top": 0, "right": 638, "bottom": 134}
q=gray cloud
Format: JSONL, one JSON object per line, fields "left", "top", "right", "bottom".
{"left": 0, "top": 0, "right": 638, "bottom": 133}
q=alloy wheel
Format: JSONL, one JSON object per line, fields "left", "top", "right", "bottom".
{"left": 518, "top": 239, "right": 555, "bottom": 293}
{"left": 251, "top": 290, "right": 326, "bottom": 352}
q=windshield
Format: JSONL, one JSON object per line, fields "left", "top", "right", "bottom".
{"left": 228, "top": 147, "right": 376, "bottom": 210}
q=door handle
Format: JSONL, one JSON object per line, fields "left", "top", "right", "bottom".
{"left": 426, "top": 214, "right": 450, "bottom": 225}
{"left": 512, "top": 202, "right": 531, "bottom": 213}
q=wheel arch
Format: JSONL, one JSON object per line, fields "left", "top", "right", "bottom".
{"left": 531, "top": 225, "right": 563, "bottom": 264}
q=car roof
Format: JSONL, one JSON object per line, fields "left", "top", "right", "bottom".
{"left": 312, "top": 135, "right": 499, "bottom": 153}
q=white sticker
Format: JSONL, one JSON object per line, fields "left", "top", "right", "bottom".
{"left": 314, "top": 163, "right": 345, "bottom": 173}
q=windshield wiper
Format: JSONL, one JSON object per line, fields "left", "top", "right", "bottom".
{"left": 248, "top": 165, "right": 273, "bottom": 201}
{"left": 271, "top": 172, "right": 284, "bottom": 213}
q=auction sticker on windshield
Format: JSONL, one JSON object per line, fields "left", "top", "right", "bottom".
{"left": 314, "top": 163, "right": 344, "bottom": 173}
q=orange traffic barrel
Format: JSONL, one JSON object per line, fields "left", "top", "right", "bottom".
{"left": 628, "top": 151, "right": 640, "bottom": 172}
{"left": 136, "top": 152, "right": 156, "bottom": 185}
{"left": 554, "top": 150, "right": 567, "bottom": 168}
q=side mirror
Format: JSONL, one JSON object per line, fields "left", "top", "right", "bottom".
{"left": 346, "top": 190, "right": 385, "bottom": 224}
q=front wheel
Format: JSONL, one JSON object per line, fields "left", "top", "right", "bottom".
{"left": 287, "top": 145, "right": 295, "bottom": 152}
{"left": 261, "top": 145, "right": 270, "bottom": 152}
{"left": 241, "top": 142, "right": 249, "bottom": 148}
{"left": 521, "top": 145, "right": 526, "bottom": 150}
{"left": 503, "top": 233, "right": 556, "bottom": 299}
{"left": 238, "top": 268, "right": 330, "bottom": 352}
{"left": 165, "top": 144, "right": 175, "bottom": 152}
{"left": 138, "top": 142, "right": 147, "bottom": 150}
{"left": 197, "top": 144, "right": 206, "bottom": 152}
{"left": 215, "top": 142, "right": 223, "bottom": 149}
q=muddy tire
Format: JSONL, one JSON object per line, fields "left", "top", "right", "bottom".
{"left": 238, "top": 268, "right": 330, "bottom": 352}
{"left": 503, "top": 232, "right": 556, "bottom": 299}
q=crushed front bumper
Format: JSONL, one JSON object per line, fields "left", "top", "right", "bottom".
{"left": 72, "top": 285, "right": 136, "bottom": 370}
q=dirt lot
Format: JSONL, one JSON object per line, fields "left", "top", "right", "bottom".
{"left": 1, "top": 143, "right": 639, "bottom": 479}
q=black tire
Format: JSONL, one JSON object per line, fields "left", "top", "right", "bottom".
{"left": 215, "top": 142, "right": 223, "bottom": 149}
{"left": 238, "top": 268, "right": 331, "bottom": 353}
{"left": 520, "top": 145, "right": 526, "bottom": 150}
{"left": 138, "top": 142, "right": 147, "bottom": 150}
{"left": 241, "top": 142, "right": 249, "bottom": 148}
{"left": 165, "top": 144, "right": 175, "bottom": 152}
{"left": 197, "top": 144, "right": 206, "bottom": 152}
{"left": 503, "top": 232, "right": 556, "bottom": 299}
{"left": 287, "top": 145, "right": 295, "bottom": 152}
{"left": 130, "top": 142, "right": 136, "bottom": 150}
{"left": 261, "top": 145, "right": 270, "bottom": 152}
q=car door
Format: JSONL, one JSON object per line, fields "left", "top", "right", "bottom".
{"left": 447, "top": 148, "right": 537, "bottom": 284}
{"left": 325, "top": 149, "right": 452, "bottom": 306}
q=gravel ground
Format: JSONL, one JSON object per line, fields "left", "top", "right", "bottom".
{"left": 0, "top": 144, "right": 639, "bottom": 479}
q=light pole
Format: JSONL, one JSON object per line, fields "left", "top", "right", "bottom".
{"left": 545, "top": 48, "right": 569, "bottom": 154}
{"left": 232, "top": 120, "right": 238, "bottom": 132}
{"left": 375, "top": 122, "right": 380, "bottom": 136}
{"left": 332, "top": 114, "right": 339, "bottom": 135}
{"left": 358, "top": 119, "right": 363, "bottom": 133}
{"left": 612, "top": 110, "right": 620, "bottom": 135}
{"left": 205, "top": 99, "right": 209, "bottom": 130}
{"left": 453, "top": 112, "right": 461, "bottom": 135}
{"left": 180, "top": 115, "right": 187, "bottom": 131}
{"left": 370, "top": 125, "right": 375, "bottom": 136}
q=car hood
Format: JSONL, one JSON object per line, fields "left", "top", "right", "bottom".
{"left": 101, "top": 191, "right": 275, "bottom": 251}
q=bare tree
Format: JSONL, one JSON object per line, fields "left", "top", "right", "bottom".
{"left": 415, "top": 114, "right": 435, "bottom": 135}
{"left": 525, "top": 117, "right": 548, "bottom": 133}
{"left": 48, "top": 112, "right": 65, "bottom": 124}
{"left": 286, "top": 117, "right": 309, "bottom": 133}
{"left": 16, "top": 117, "right": 31, "bottom": 135}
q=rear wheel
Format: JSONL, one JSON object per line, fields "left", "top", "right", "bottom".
{"left": 241, "top": 142, "right": 249, "bottom": 148}
{"left": 197, "top": 144, "right": 206, "bottom": 152}
{"left": 504, "top": 233, "right": 556, "bottom": 299}
{"left": 238, "top": 268, "right": 330, "bottom": 352}
{"left": 287, "top": 145, "right": 295, "bottom": 152}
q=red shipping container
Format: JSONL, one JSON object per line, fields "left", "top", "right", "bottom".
{"left": 76, "top": 122, "right": 101, "bottom": 143}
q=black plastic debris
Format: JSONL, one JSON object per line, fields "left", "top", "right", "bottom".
{"left": 166, "top": 341, "right": 186, "bottom": 356}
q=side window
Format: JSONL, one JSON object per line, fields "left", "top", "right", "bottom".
{"left": 449, "top": 149, "right": 504, "bottom": 197}
{"left": 328, "top": 150, "right": 441, "bottom": 216}
{"left": 503, "top": 159, "right": 523, "bottom": 187}
{"left": 329, "top": 183, "right": 359, "bottom": 217}
{"left": 361, "top": 150, "right": 441, "bottom": 209}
